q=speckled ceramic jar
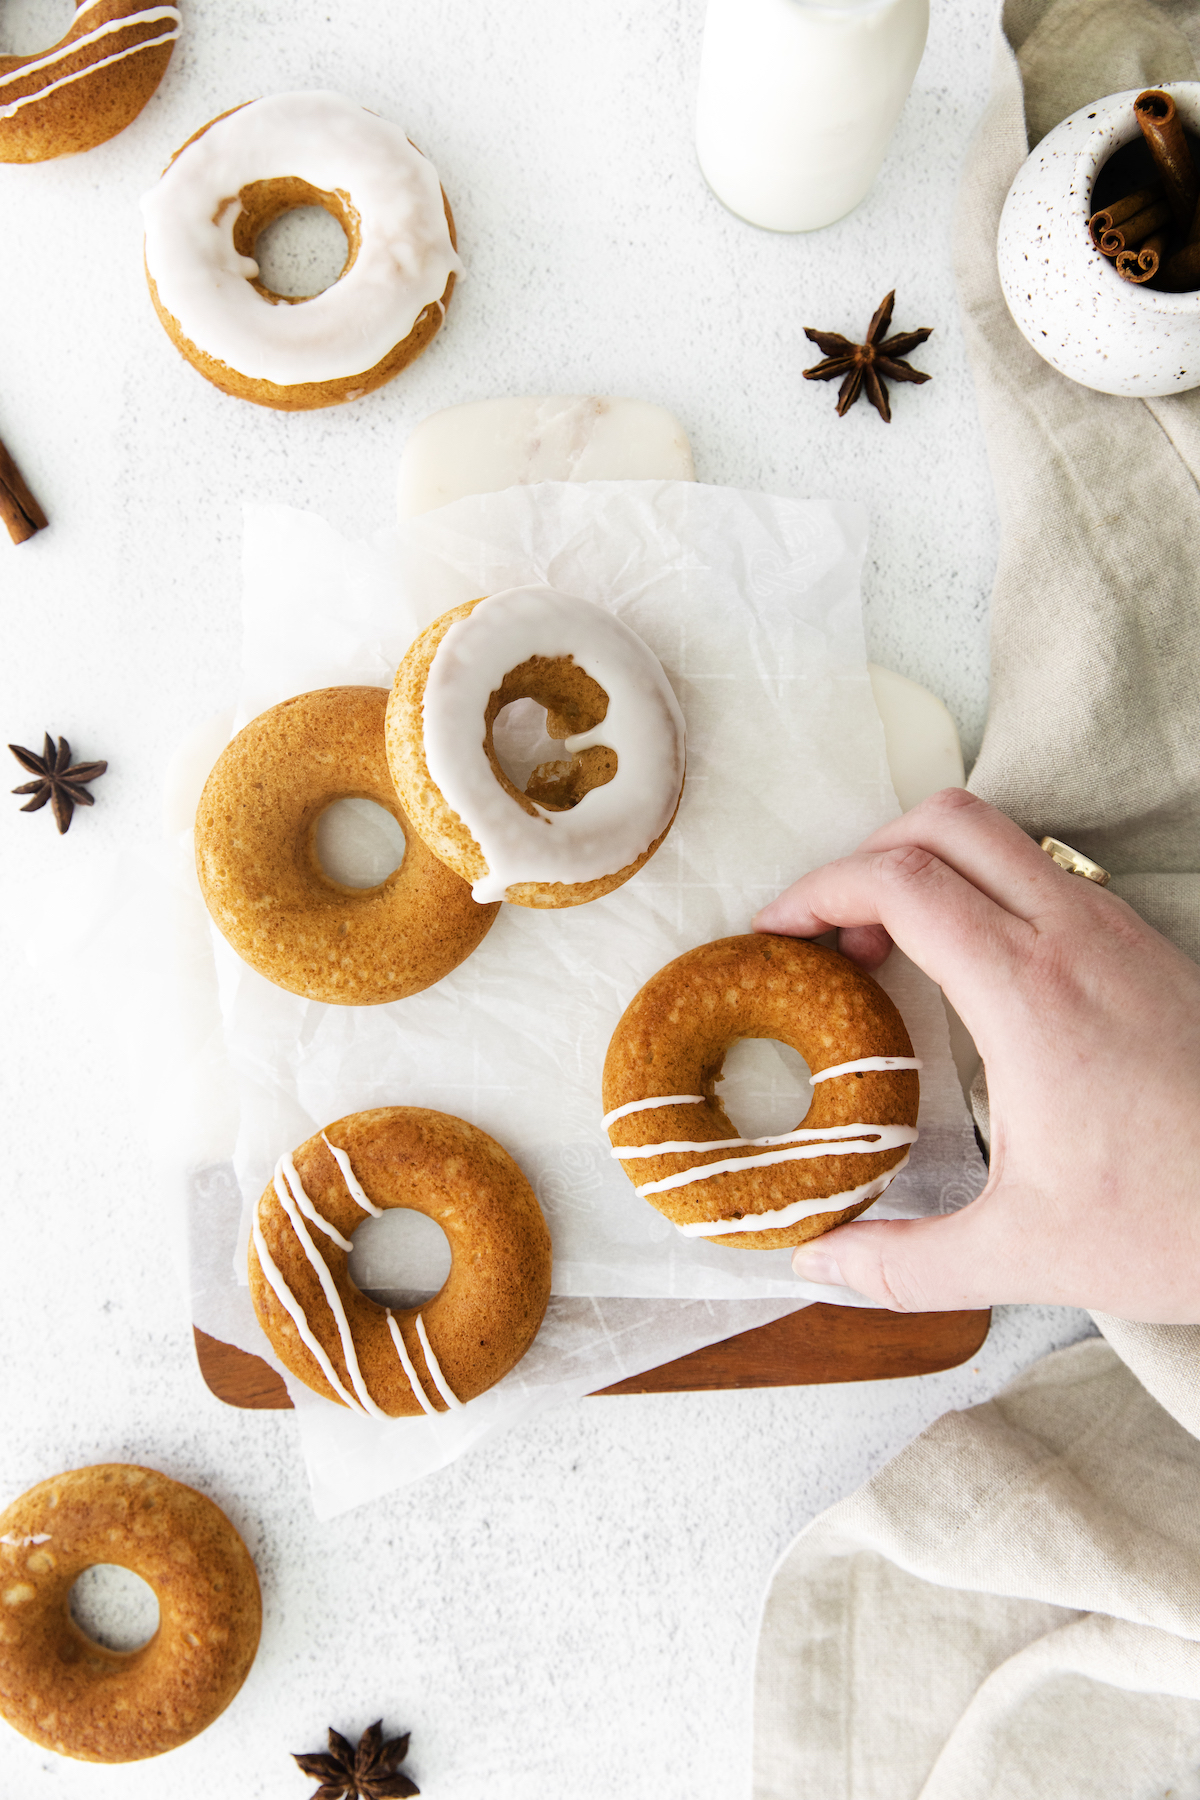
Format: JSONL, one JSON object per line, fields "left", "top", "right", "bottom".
{"left": 997, "top": 82, "right": 1200, "bottom": 396}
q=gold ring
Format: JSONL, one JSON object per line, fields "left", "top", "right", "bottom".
{"left": 1039, "top": 836, "right": 1111, "bottom": 886}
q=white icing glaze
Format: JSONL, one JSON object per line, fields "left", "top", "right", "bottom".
{"left": 269, "top": 1165, "right": 389, "bottom": 1420}
{"left": 422, "top": 586, "right": 685, "bottom": 903}
{"left": 809, "top": 1056, "right": 922, "bottom": 1084}
{"left": 415, "top": 1313, "right": 464, "bottom": 1409}
{"left": 601, "top": 1095, "right": 705, "bottom": 1128}
{"left": 275, "top": 1153, "right": 353, "bottom": 1252}
{"left": 321, "top": 1132, "right": 383, "bottom": 1216}
{"left": 386, "top": 1312, "right": 439, "bottom": 1416}
{"left": 140, "top": 92, "right": 461, "bottom": 387}
{"left": 0, "top": 1534, "right": 51, "bottom": 1547}
{"left": 0, "top": 7, "right": 180, "bottom": 120}
{"left": 633, "top": 1124, "right": 919, "bottom": 1197}
{"left": 251, "top": 1211, "right": 363, "bottom": 1412}
{"left": 675, "top": 1155, "right": 910, "bottom": 1237}
{"left": 613, "top": 1120, "right": 914, "bottom": 1158}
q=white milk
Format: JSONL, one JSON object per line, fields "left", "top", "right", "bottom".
{"left": 695, "top": 0, "right": 929, "bottom": 233}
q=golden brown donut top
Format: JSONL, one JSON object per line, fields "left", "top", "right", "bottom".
{"left": 0, "top": 1464, "right": 260, "bottom": 1763}
{"left": 194, "top": 686, "right": 497, "bottom": 1006}
{"left": 602, "top": 934, "right": 920, "bottom": 1250}
{"left": 0, "top": 2, "right": 179, "bottom": 165}
{"left": 249, "top": 1107, "right": 553, "bottom": 1417}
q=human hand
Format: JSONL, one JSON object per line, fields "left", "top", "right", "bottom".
{"left": 752, "top": 789, "right": 1200, "bottom": 1322}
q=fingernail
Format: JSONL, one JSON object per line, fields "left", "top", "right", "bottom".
{"left": 792, "top": 1248, "right": 845, "bottom": 1286}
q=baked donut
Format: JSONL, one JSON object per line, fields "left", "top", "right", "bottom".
{"left": 140, "top": 91, "right": 459, "bottom": 410}
{"left": 386, "top": 586, "right": 686, "bottom": 908}
{"left": 603, "top": 934, "right": 920, "bottom": 1249}
{"left": 249, "top": 1108, "right": 552, "bottom": 1415}
{"left": 0, "top": 1464, "right": 260, "bottom": 1762}
{"left": 195, "top": 686, "right": 498, "bottom": 1006}
{"left": 0, "top": 1, "right": 179, "bottom": 164}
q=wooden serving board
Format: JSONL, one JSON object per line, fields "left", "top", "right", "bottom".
{"left": 194, "top": 1306, "right": 991, "bottom": 1409}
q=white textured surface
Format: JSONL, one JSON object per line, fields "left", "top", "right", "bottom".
{"left": 998, "top": 83, "right": 1200, "bottom": 395}
{"left": 0, "top": 0, "right": 1094, "bottom": 1794}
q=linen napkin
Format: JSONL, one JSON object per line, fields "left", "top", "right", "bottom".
{"left": 754, "top": 4, "right": 1200, "bottom": 1792}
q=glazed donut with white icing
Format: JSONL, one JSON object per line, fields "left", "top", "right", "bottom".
{"left": 603, "top": 934, "right": 920, "bottom": 1249}
{"left": 249, "top": 1108, "right": 552, "bottom": 1416}
{"left": 0, "top": 1, "right": 179, "bottom": 164}
{"left": 386, "top": 586, "right": 686, "bottom": 908}
{"left": 140, "top": 91, "right": 460, "bottom": 410}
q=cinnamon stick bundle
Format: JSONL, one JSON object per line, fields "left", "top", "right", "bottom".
{"left": 1089, "top": 182, "right": 1164, "bottom": 249}
{"left": 1099, "top": 196, "right": 1171, "bottom": 256}
{"left": 0, "top": 435, "right": 47, "bottom": 545}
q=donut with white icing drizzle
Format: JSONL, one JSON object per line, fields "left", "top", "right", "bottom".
{"left": 386, "top": 586, "right": 686, "bottom": 907}
{"left": 603, "top": 934, "right": 920, "bottom": 1249}
{"left": 140, "top": 91, "right": 460, "bottom": 410}
{"left": 249, "top": 1108, "right": 552, "bottom": 1416}
{"left": 194, "top": 686, "right": 498, "bottom": 1006}
{"left": 0, "top": 0, "right": 180, "bottom": 164}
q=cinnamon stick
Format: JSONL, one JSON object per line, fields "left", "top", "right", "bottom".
{"left": 0, "top": 435, "right": 47, "bottom": 546}
{"left": 1089, "top": 182, "right": 1164, "bottom": 248}
{"left": 1116, "top": 228, "right": 1168, "bottom": 283}
{"left": 1134, "top": 90, "right": 1199, "bottom": 231}
{"left": 1159, "top": 238, "right": 1200, "bottom": 290}
{"left": 1098, "top": 195, "right": 1171, "bottom": 257}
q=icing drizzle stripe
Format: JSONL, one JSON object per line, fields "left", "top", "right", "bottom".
{"left": 675, "top": 1154, "right": 911, "bottom": 1237}
{"left": 415, "top": 1313, "right": 464, "bottom": 1410}
{"left": 809, "top": 1056, "right": 922, "bottom": 1084}
{"left": 602, "top": 1095, "right": 704, "bottom": 1128}
{"left": 0, "top": 25, "right": 179, "bottom": 119}
{"left": 0, "top": 8, "right": 179, "bottom": 98}
{"left": 634, "top": 1125, "right": 918, "bottom": 1197}
{"left": 386, "top": 1312, "right": 439, "bottom": 1416}
{"left": 613, "top": 1120, "right": 916, "bottom": 1158}
{"left": 272, "top": 1160, "right": 389, "bottom": 1420}
{"left": 322, "top": 1133, "right": 383, "bottom": 1216}
{"left": 276, "top": 1153, "right": 353, "bottom": 1251}
{"left": 251, "top": 1211, "right": 363, "bottom": 1412}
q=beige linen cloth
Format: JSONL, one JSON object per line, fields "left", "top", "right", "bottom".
{"left": 754, "top": 4, "right": 1200, "bottom": 1793}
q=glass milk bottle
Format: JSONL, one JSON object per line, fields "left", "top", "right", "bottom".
{"left": 695, "top": 0, "right": 929, "bottom": 233}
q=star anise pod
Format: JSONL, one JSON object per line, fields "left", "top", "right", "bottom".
{"left": 293, "top": 1719, "right": 419, "bottom": 1800}
{"left": 9, "top": 734, "right": 107, "bottom": 834}
{"left": 803, "top": 290, "right": 933, "bottom": 422}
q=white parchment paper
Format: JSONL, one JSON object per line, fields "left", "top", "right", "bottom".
{"left": 167, "top": 480, "right": 987, "bottom": 1513}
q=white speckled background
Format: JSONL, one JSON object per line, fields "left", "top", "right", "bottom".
{"left": 0, "top": 0, "right": 1094, "bottom": 1793}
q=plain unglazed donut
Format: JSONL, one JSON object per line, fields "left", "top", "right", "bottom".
{"left": 194, "top": 686, "right": 498, "bottom": 1005}
{"left": 385, "top": 586, "right": 686, "bottom": 908}
{"left": 0, "top": 1464, "right": 260, "bottom": 1763}
{"left": 140, "top": 91, "right": 459, "bottom": 410}
{"left": 602, "top": 934, "right": 920, "bottom": 1249}
{"left": 0, "top": 1, "right": 179, "bottom": 164}
{"left": 249, "top": 1108, "right": 553, "bottom": 1416}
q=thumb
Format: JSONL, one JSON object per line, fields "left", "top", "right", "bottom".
{"left": 790, "top": 1194, "right": 1019, "bottom": 1312}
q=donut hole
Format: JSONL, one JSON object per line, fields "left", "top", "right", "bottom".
{"left": 716, "top": 1038, "right": 814, "bottom": 1141}
{"left": 0, "top": 0, "right": 73, "bottom": 54}
{"left": 348, "top": 1207, "right": 453, "bottom": 1307}
{"left": 492, "top": 698, "right": 563, "bottom": 792}
{"left": 232, "top": 177, "right": 359, "bottom": 304}
{"left": 69, "top": 1565, "right": 159, "bottom": 1654}
{"left": 314, "top": 799, "right": 406, "bottom": 889}
{"left": 486, "top": 657, "right": 617, "bottom": 813}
